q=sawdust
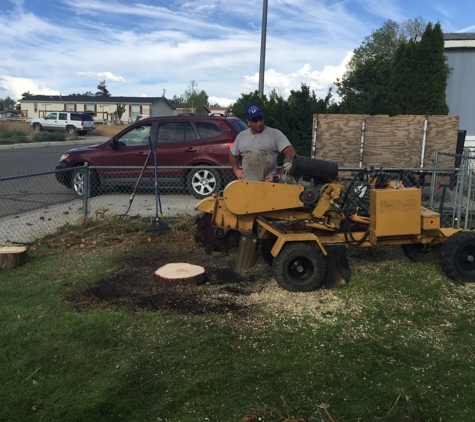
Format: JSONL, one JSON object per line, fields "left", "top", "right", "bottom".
{"left": 59, "top": 228, "right": 350, "bottom": 320}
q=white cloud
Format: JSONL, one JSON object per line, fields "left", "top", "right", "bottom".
{"left": 242, "top": 52, "right": 352, "bottom": 100}
{"left": 208, "top": 96, "right": 235, "bottom": 107}
{"left": 1, "top": 0, "right": 471, "bottom": 107}
{"left": 0, "top": 76, "right": 59, "bottom": 100}
{"left": 75, "top": 72, "right": 127, "bottom": 83}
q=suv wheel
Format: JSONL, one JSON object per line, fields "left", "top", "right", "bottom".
{"left": 33, "top": 123, "right": 43, "bottom": 132}
{"left": 66, "top": 126, "right": 77, "bottom": 136}
{"left": 187, "top": 167, "right": 222, "bottom": 199}
{"left": 72, "top": 167, "right": 100, "bottom": 197}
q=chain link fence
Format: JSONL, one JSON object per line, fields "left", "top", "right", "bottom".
{"left": 2, "top": 156, "right": 475, "bottom": 247}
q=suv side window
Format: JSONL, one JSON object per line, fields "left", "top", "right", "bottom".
{"left": 194, "top": 122, "right": 223, "bottom": 140}
{"left": 157, "top": 122, "right": 197, "bottom": 144}
{"left": 117, "top": 124, "right": 152, "bottom": 147}
{"left": 71, "top": 114, "right": 81, "bottom": 121}
{"left": 58, "top": 113, "right": 67, "bottom": 120}
{"left": 45, "top": 113, "right": 57, "bottom": 120}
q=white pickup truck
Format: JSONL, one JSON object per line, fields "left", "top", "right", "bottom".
{"left": 30, "top": 112, "right": 95, "bottom": 136}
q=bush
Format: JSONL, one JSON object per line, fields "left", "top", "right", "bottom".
{"left": 0, "top": 130, "right": 30, "bottom": 144}
{"left": 31, "top": 131, "right": 67, "bottom": 143}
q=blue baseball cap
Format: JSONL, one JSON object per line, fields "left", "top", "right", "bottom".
{"left": 245, "top": 104, "right": 264, "bottom": 121}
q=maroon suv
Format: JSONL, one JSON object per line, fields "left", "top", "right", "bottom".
{"left": 55, "top": 115, "right": 247, "bottom": 199}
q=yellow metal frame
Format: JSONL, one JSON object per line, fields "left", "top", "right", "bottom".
{"left": 255, "top": 217, "right": 328, "bottom": 257}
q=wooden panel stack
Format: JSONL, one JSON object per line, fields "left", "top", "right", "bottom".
{"left": 312, "top": 114, "right": 460, "bottom": 169}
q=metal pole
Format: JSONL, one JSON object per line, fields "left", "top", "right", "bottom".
{"left": 429, "top": 149, "right": 439, "bottom": 209}
{"left": 456, "top": 158, "right": 467, "bottom": 228}
{"left": 311, "top": 118, "right": 318, "bottom": 159}
{"left": 420, "top": 119, "right": 428, "bottom": 168}
{"left": 359, "top": 120, "right": 365, "bottom": 168}
{"left": 83, "top": 163, "right": 89, "bottom": 217}
{"left": 258, "top": 0, "right": 268, "bottom": 98}
{"left": 464, "top": 168, "right": 472, "bottom": 230}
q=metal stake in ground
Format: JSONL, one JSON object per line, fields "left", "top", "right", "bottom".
{"left": 146, "top": 132, "right": 169, "bottom": 232}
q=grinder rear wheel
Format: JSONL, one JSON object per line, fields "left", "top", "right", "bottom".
{"left": 272, "top": 242, "right": 326, "bottom": 292}
{"left": 440, "top": 231, "right": 475, "bottom": 281}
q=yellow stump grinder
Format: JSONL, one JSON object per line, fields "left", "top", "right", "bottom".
{"left": 194, "top": 155, "right": 475, "bottom": 292}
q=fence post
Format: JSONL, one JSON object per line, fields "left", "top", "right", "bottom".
{"left": 456, "top": 157, "right": 467, "bottom": 228}
{"left": 429, "top": 149, "right": 439, "bottom": 209}
{"left": 82, "top": 163, "right": 89, "bottom": 217}
{"left": 464, "top": 166, "right": 473, "bottom": 230}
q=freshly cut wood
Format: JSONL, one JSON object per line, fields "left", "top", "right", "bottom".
{"left": 0, "top": 246, "right": 28, "bottom": 270}
{"left": 155, "top": 263, "right": 206, "bottom": 284}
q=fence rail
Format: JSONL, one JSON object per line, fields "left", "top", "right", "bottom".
{"left": 1, "top": 155, "right": 475, "bottom": 246}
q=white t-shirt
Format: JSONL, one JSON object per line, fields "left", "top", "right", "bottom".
{"left": 230, "top": 126, "right": 291, "bottom": 181}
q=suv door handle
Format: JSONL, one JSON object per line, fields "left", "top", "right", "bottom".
{"left": 185, "top": 147, "right": 198, "bottom": 152}
{"left": 136, "top": 151, "right": 148, "bottom": 156}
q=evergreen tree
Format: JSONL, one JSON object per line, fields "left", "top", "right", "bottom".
{"left": 231, "top": 85, "right": 335, "bottom": 157}
{"left": 387, "top": 41, "right": 417, "bottom": 115}
{"left": 336, "top": 17, "right": 428, "bottom": 114}
{"left": 95, "top": 80, "right": 111, "bottom": 97}
{"left": 230, "top": 91, "right": 265, "bottom": 121}
{"left": 412, "top": 22, "right": 449, "bottom": 114}
{"left": 0, "top": 96, "right": 16, "bottom": 110}
{"left": 387, "top": 22, "right": 449, "bottom": 115}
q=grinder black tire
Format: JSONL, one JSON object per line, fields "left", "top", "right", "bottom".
{"left": 440, "top": 231, "right": 475, "bottom": 281}
{"left": 272, "top": 242, "right": 326, "bottom": 292}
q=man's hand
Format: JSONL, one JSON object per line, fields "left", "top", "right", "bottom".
{"left": 234, "top": 168, "right": 244, "bottom": 180}
{"left": 265, "top": 173, "right": 280, "bottom": 182}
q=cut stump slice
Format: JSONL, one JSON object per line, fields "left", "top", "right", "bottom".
{"left": 155, "top": 263, "right": 206, "bottom": 284}
{"left": 0, "top": 246, "right": 28, "bottom": 270}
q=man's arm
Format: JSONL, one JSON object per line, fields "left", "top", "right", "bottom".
{"left": 282, "top": 145, "right": 297, "bottom": 162}
{"left": 228, "top": 150, "right": 244, "bottom": 180}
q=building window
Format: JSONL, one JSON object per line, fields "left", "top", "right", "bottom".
{"left": 131, "top": 105, "right": 141, "bottom": 121}
{"left": 66, "top": 104, "right": 75, "bottom": 111}
{"left": 34, "top": 103, "right": 38, "bottom": 112}
{"left": 85, "top": 104, "right": 95, "bottom": 112}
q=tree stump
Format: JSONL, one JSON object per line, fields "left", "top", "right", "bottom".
{"left": 0, "top": 246, "right": 28, "bottom": 270}
{"left": 154, "top": 263, "right": 206, "bottom": 285}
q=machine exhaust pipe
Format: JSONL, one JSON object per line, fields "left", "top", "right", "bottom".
{"left": 290, "top": 155, "right": 338, "bottom": 182}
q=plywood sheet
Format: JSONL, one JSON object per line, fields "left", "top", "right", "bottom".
{"left": 312, "top": 114, "right": 460, "bottom": 169}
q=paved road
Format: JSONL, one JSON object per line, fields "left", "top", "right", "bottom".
{"left": 0, "top": 136, "right": 108, "bottom": 177}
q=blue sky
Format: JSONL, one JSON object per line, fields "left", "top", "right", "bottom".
{"left": 1, "top": 0, "right": 474, "bottom": 106}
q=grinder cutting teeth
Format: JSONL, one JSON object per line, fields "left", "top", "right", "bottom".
{"left": 194, "top": 213, "right": 240, "bottom": 255}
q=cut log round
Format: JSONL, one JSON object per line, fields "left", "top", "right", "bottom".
{"left": 154, "top": 263, "right": 206, "bottom": 284}
{"left": 0, "top": 246, "right": 28, "bottom": 270}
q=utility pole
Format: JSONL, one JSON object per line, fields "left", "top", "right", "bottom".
{"left": 258, "top": 0, "right": 268, "bottom": 98}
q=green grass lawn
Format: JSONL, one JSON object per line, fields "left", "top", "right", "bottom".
{"left": 1, "top": 219, "right": 475, "bottom": 421}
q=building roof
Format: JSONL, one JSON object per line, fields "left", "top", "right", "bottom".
{"left": 444, "top": 33, "right": 475, "bottom": 41}
{"left": 19, "top": 95, "right": 175, "bottom": 108}
{"left": 444, "top": 33, "right": 475, "bottom": 49}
